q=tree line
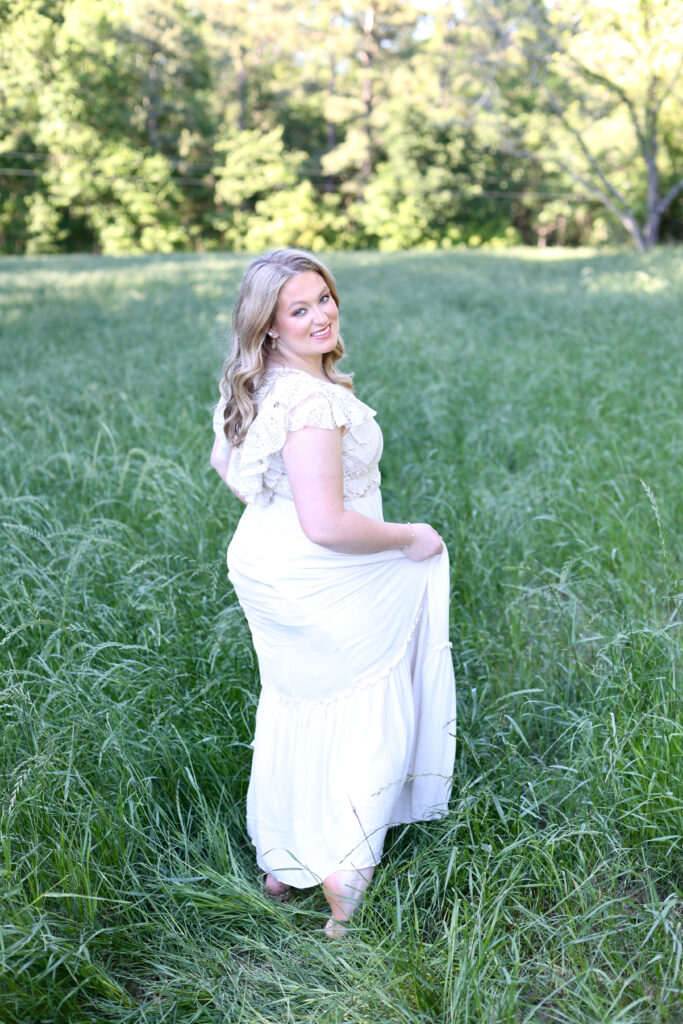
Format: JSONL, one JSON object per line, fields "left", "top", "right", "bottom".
{"left": 1, "top": 0, "right": 681, "bottom": 255}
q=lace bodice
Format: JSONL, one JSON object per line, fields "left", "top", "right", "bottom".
{"left": 212, "top": 367, "right": 383, "bottom": 506}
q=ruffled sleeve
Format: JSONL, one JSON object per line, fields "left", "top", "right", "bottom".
{"left": 225, "top": 370, "right": 378, "bottom": 506}
{"left": 287, "top": 391, "right": 339, "bottom": 432}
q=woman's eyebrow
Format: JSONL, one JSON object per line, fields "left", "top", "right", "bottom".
{"left": 287, "top": 287, "right": 328, "bottom": 310}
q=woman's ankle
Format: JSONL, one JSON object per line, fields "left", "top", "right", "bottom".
{"left": 264, "top": 873, "right": 291, "bottom": 899}
{"left": 322, "top": 867, "right": 375, "bottom": 928}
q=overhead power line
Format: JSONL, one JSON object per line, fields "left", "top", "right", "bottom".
{"left": 0, "top": 168, "right": 43, "bottom": 176}
{"left": 0, "top": 151, "right": 589, "bottom": 192}
{"left": 1, "top": 151, "right": 218, "bottom": 172}
{"left": 0, "top": 165, "right": 594, "bottom": 203}
{"left": 0, "top": 167, "right": 214, "bottom": 186}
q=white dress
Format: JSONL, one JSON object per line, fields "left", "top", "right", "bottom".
{"left": 213, "top": 366, "right": 456, "bottom": 889}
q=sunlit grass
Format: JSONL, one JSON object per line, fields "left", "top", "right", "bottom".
{"left": 1, "top": 247, "right": 682, "bottom": 1022}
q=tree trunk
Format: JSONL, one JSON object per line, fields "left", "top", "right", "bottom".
{"left": 622, "top": 215, "right": 646, "bottom": 252}
{"left": 237, "top": 44, "right": 247, "bottom": 131}
{"left": 359, "top": 6, "right": 375, "bottom": 181}
{"left": 147, "top": 52, "right": 160, "bottom": 152}
{"left": 643, "top": 211, "right": 661, "bottom": 249}
{"left": 642, "top": 89, "right": 661, "bottom": 250}
{"left": 325, "top": 50, "right": 336, "bottom": 193}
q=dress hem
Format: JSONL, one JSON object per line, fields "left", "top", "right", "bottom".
{"left": 254, "top": 802, "right": 451, "bottom": 890}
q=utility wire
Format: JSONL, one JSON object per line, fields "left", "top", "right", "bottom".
{"left": 0, "top": 165, "right": 594, "bottom": 200}
{"left": 0, "top": 167, "right": 594, "bottom": 201}
{"left": 0, "top": 151, "right": 576, "bottom": 190}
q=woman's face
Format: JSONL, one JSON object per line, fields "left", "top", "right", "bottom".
{"left": 269, "top": 271, "right": 339, "bottom": 370}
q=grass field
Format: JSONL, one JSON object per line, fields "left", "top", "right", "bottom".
{"left": 1, "top": 247, "right": 682, "bottom": 1023}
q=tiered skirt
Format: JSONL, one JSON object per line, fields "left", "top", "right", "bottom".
{"left": 228, "top": 490, "right": 456, "bottom": 889}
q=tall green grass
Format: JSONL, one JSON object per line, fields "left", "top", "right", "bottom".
{"left": 1, "top": 248, "right": 682, "bottom": 1023}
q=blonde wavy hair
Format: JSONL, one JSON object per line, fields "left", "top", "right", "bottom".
{"left": 220, "top": 248, "right": 353, "bottom": 446}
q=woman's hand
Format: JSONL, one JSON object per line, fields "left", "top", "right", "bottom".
{"left": 402, "top": 523, "right": 443, "bottom": 562}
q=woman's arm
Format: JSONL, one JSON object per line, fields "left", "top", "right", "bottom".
{"left": 210, "top": 437, "right": 246, "bottom": 504}
{"left": 282, "top": 426, "right": 442, "bottom": 561}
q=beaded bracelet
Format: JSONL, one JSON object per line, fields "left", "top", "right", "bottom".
{"left": 401, "top": 523, "right": 416, "bottom": 550}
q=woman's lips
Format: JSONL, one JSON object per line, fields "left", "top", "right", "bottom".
{"left": 311, "top": 325, "right": 331, "bottom": 338}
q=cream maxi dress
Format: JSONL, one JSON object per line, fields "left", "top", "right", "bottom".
{"left": 213, "top": 366, "right": 456, "bottom": 889}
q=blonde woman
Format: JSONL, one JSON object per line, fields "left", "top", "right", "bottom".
{"left": 211, "top": 248, "right": 456, "bottom": 937}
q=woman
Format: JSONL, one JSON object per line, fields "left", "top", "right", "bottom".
{"left": 210, "top": 248, "right": 456, "bottom": 937}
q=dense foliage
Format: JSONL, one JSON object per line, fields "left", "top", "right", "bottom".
{"left": 1, "top": 0, "right": 682, "bottom": 254}
{"left": 1, "top": 248, "right": 682, "bottom": 1020}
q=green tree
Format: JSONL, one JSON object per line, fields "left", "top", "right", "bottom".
{"left": 8, "top": 0, "right": 216, "bottom": 252}
{"left": 468, "top": 0, "right": 683, "bottom": 250}
{"left": 354, "top": 2, "right": 524, "bottom": 249}
{"left": 214, "top": 124, "right": 327, "bottom": 250}
{"left": 320, "top": 3, "right": 419, "bottom": 196}
{"left": 1, "top": 0, "right": 680, "bottom": 254}
{"left": 0, "top": 0, "right": 63, "bottom": 251}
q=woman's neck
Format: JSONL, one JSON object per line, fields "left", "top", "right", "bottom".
{"left": 265, "top": 354, "right": 328, "bottom": 381}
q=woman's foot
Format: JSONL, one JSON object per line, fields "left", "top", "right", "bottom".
{"left": 322, "top": 867, "right": 375, "bottom": 937}
{"left": 324, "top": 916, "right": 351, "bottom": 939}
{"left": 264, "top": 873, "right": 291, "bottom": 901}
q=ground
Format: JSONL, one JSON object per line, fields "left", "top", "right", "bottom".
{"left": 1, "top": 247, "right": 681, "bottom": 1022}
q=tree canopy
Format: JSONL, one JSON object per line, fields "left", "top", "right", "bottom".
{"left": 1, "top": 0, "right": 680, "bottom": 254}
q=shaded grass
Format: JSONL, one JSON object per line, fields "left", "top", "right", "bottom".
{"left": 1, "top": 247, "right": 682, "bottom": 1022}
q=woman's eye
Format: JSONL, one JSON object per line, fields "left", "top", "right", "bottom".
{"left": 320, "top": 294, "right": 329, "bottom": 304}
{"left": 293, "top": 308, "right": 306, "bottom": 317}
